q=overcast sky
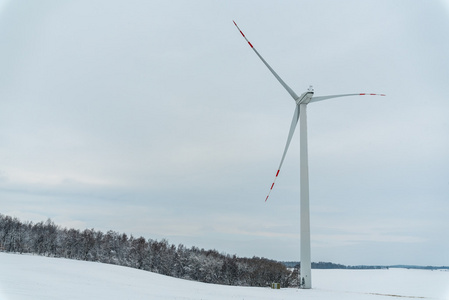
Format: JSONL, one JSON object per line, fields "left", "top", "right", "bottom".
{"left": 1, "top": 0, "right": 448, "bottom": 266}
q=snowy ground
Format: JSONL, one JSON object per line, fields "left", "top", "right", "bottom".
{"left": 1, "top": 253, "right": 448, "bottom": 300}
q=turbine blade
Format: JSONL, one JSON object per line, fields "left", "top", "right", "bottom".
{"left": 266, "top": 104, "right": 300, "bottom": 202}
{"left": 233, "top": 21, "right": 299, "bottom": 101}
{"left": 310, "top": 93, "right": 386, "bottom": 103}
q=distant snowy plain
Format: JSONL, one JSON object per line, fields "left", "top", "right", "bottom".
{"left": 1, "top": 253, "right": 448, "bottom": 300}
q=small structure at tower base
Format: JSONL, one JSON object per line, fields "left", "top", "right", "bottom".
{"left": 271, "top": 283, "right": 280, "bottom": 289}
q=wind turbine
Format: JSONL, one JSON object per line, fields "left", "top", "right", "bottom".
{"left": 233, "top": 21, "right": 385, "bottom": 289}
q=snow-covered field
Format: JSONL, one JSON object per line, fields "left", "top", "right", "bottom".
{"left": 1, "top": 252, "right": 448, "bottom": 300}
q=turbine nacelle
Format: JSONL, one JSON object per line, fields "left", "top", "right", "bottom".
{"left": 297, "top": 88, "right": 314, "bottom": 105}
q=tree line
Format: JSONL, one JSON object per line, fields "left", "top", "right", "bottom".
{"left": 283, "top": 261, "right": 388, "bottom": 269}
{"left": 0, "top": 214, "right": 298, "bottom": 287}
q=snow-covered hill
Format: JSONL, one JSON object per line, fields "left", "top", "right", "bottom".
{"left": 1, "top": 252, "right": 448, "bottom": 300}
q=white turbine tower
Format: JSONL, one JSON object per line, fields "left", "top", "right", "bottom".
{"left": 233, "top": 21, "right": 385, "bottom": 289}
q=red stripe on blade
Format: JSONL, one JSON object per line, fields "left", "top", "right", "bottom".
{"left": 271, "top": 183, "right": 275, "bottom": 189}
{"left": 248, "top": 42, "right": 253, "bottom": 48}
{"left": 276, "top": 170, "right": 280, "bottom": 177}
